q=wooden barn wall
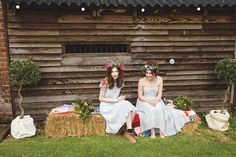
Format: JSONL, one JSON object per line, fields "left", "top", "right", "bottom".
{"left": 6, "top": 8, "right": 236, "bottom": 122}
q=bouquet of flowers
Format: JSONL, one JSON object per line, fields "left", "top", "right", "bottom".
{"left": 72, "top": 96, "right": 94, "bottom": 122}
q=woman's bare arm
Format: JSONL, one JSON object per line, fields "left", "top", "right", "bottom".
{"left": 99, "top": 89, "right": 124, "bottom": 103}
{"left": 138, "top": 78, "right": 151, "bottom": 103}
{"left": 155, "top": 76, "right": 163, "bottom": 103}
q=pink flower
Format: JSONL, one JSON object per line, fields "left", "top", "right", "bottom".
{"left": 120, "top": 64, "right": 125, "bottom": 71}
{"left": 105, "top": 63, "right": 109, "bottom": 70}
{"left": 101, "top": 77, "right": 108, "bottom": 86}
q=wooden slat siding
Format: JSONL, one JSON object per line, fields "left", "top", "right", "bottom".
{"left": 7, "top": 23, "right": 236, "bottom": 30}
{"left": 7, "top": 8, "right": 235, "bottom": 122}
{"left": 9, "top": 35, "right": 236, "bottom": 43}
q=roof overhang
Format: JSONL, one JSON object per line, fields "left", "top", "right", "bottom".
{"left": 6, "top": 0, "right": 236, "bottom": 8}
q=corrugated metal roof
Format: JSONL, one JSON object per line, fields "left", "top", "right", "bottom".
{"left": 6, "top": 0, "right": 236, "bottom": 7}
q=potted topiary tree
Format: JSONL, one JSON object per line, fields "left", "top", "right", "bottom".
{"left": 8, "top": 60, "right": 41, "bottom": 139}
{"left": 205, "top": 58, "right": 236, "bottom": 131}
{"left": 215, "top": 58, "right": 236, "bottom": 113}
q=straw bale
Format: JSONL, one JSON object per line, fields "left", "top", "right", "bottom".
{"left": 182, "top": 116, "right": 201, "bottom": 134}
{"left": 45, "top": 113, "right": 106, "bottom": 138}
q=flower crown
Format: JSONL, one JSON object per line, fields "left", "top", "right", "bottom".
{"left": 141, "top": 64, "right": 158, "bottom": 73}
{"left": 105, "top": 62, "right": 125, "bottom": 71}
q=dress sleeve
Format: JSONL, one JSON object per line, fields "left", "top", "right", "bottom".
{"left": 99, "top": 79, "right": 108, "bottom": 91}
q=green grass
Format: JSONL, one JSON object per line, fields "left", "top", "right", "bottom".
{"left": 0, "top": 116, "right": 236, "bottom": 157}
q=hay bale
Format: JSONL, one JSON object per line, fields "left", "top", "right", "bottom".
{"left": 182, "top": 116, "right": 201, "bottom": 134}
{"left": 45, "top": 113, "right": 106, "bottom": 138}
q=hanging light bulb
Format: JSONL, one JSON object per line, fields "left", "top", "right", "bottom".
{"left": 81, "top": 7, "right": 85, "bottom": 12}
{"left": 16, "top": 4, "right": 20, "bottom": 10}
{"left": 141, "top": 8, "right": 145, "bottom": 13}
{"left": 197, "top": 7, "right": 201, "bottom": 11}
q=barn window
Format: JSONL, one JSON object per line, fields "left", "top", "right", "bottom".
{"left": 65, "top": 44, "right": 128, "bottom": 53}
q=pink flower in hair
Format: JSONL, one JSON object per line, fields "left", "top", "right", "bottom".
{"left": 105, "top": 63, "right": 109, "bottom": 70}
{"left": 104, "top": 62, "right": 124, "bottom": 71}
{"left": 120, "top": 64, "right": 125, "bottom": 71}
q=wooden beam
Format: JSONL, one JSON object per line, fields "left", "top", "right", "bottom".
{"left": 92, "top": 9, "right": 97, "bottom": 18}
{"left": 133, "top": 10, "right": 137, "bottom": 17}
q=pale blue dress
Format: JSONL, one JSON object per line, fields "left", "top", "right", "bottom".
{"left": 136, "top": 76, "right": 189, "bottom": 136}
{"left": 99, "top": 82, "right": 136, "bottom": 134}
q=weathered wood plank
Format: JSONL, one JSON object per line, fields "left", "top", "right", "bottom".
{"left": 15, "top": 95, "right": 92, "bottom": 103}
{"left": 7, "top": 22, "right": 236, "bottom": 31}
{"left": 163, "top": 80, "right": 224, "bottom": 86}
{"left": 203, "top": 23, "right": 236, "bottom": 30}
{"left": 133, "top": 15, "right": 236, "bottom": 24}
{"left": 9, "top": 35, "right": 236, "bottom": 43}
{"left": 132, "top": 52, "right": 233, "bottom": 59}
{"left": 7, "top": 10, "right": 58, "bottom": 23}
{"left": 9, "top": 43, "right": 62, "bottom": 48}
{"left": 166, "top": 70, "right": 215, "bottom": 76}
{"left": 33, "top": 61, "right": 61, "bottom": 67}
{"left": 7, "top": 23, "right": 97, "bottom": 30}
{"left": 163, "top": 90, "right": 225, "bottom": 97}
{"left": 131, "top": 36, "right": 236, "bottom": 42}
{"left": 96, "top": 23, "right": 203, "bottom": 30}
{"left": 58, "top": 15, "right": 133, "bottom": 24}
{"left": 9, "top": 36, "right": 60, "bottom": 43}
{"left": 164, "top": 75, "right": 217, "bottom": 81}
{"left": 10, "top": 48, "right": 62, "bottom": 54}
{"left": 131, "top": 41, "right": 235, "bottom": 47}
{"left": 62, "top": 55, "right": 132, "bottom": 65}
{"left": 168, "top": 29, "right": 236, "bottom": 36}
{"left": 8, "top": 29, "right": 60, "bottom": 36}
{"left": 164, "top": 85, "right": 226, "bottom": 91}
{"left": 59, "top": 30, "right": 169, "bottom": 36}
{"left": 131, "top": 46, "right": 234, "bottom": 53}
{"left": 10, "top": 54, "right": 62, "bottom": 61}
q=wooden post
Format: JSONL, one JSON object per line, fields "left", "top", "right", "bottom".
{"left": 133, "top": 10, "right": 137, "bottom": 17}
{"left": 92, "top": 9, "right": 97, "bottom": 18}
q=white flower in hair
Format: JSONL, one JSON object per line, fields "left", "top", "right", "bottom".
{"left": 141, "top": 64, "right": 158, "bottom": 73}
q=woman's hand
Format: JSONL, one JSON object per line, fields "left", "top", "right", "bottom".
{"left": 117, "top": 95, "right": 126, "bottom": 102}
{"left": 148, "top": 99, "right": 157, "bottom": 106}
{"left": 148, "top": 98, "right": 161, "bottom": 106}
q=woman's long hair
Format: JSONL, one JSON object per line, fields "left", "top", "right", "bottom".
{"left": 106, "top": 66, "right": 124, "bottom": 89}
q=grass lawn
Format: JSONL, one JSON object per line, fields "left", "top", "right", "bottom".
{"left": 0, "top": 116, "right": 236, "bottom": 157}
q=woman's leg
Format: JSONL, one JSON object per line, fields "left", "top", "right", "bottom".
{"left": 131, "top": 111, "right": 135, "bottom": 120}
{"left": 150, "top": 128, "right": 156, "bottom": 138}
{"left": 126, "top": 112, "right": 132, "bottom": 129}
{"left": 159, "top": 131, "right": 165, "bottom": 138}
{"left": 124, "top": 111, "right": 137, "bottom": 143}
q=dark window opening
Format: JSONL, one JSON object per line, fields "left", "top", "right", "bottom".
{"left": 65, "top": 44, "right": 128, "bottom": 53}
